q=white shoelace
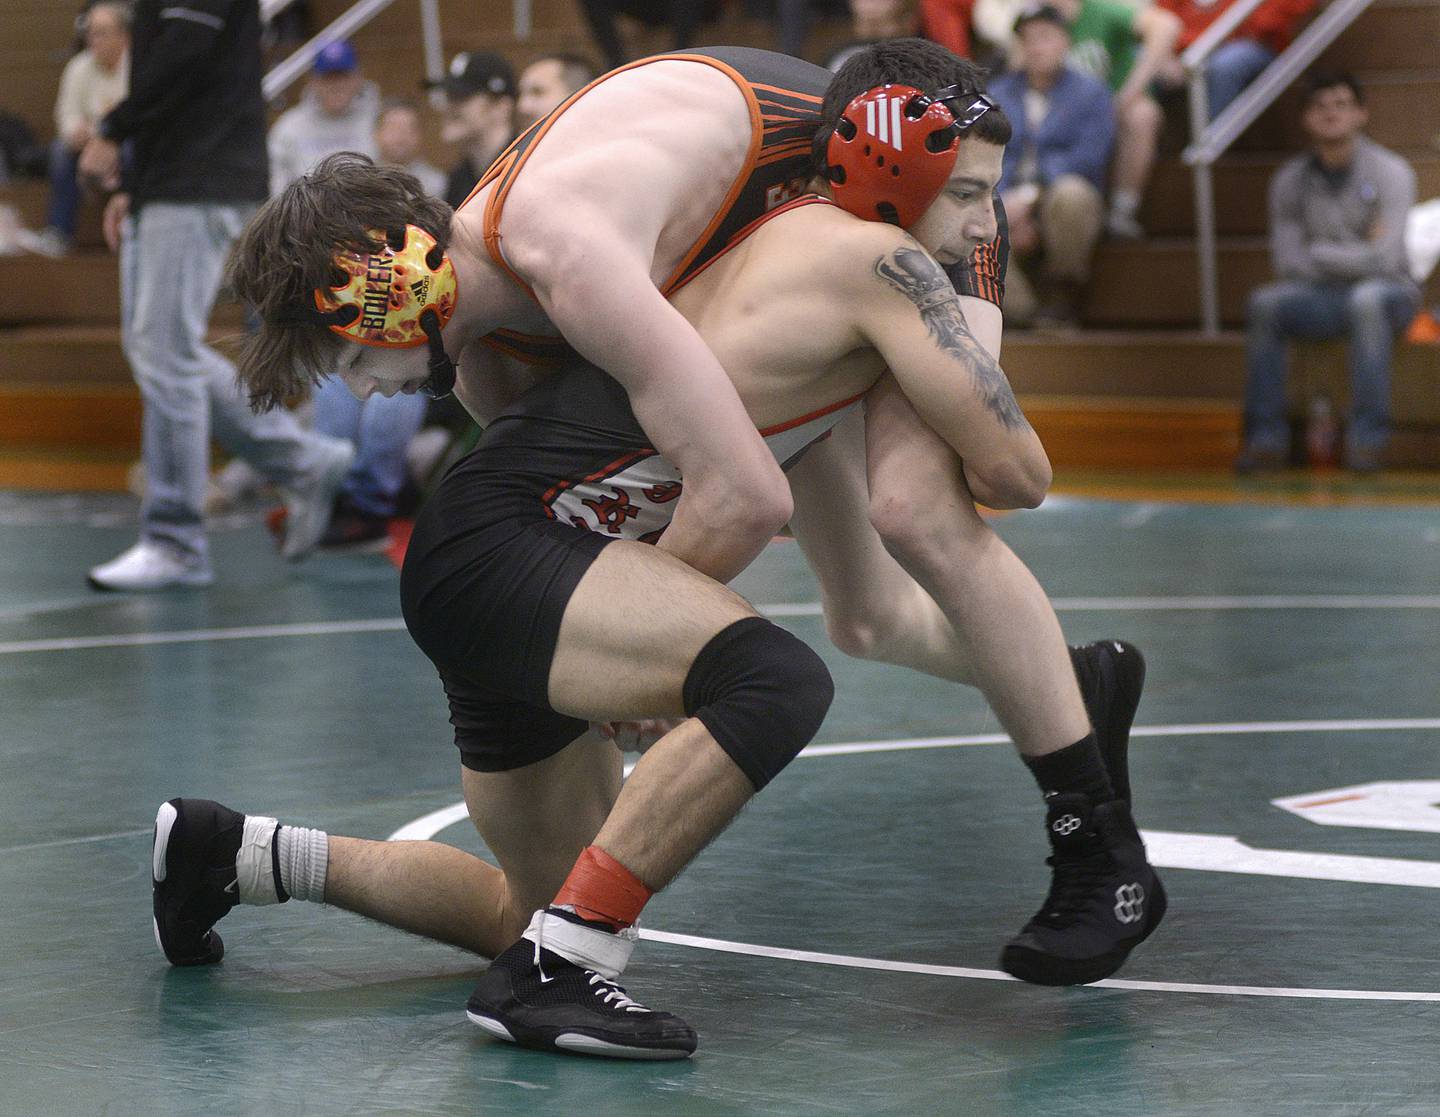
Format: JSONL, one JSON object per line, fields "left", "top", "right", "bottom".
{"left": 587, "top": 972, "right": 649, "bottom": 1013}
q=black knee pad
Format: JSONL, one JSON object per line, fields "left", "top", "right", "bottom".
{"left": 682, "top": 616, "right": 834, "bottom": 791}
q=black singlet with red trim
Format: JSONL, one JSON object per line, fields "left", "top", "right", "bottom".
{"left": 672, "top": 47, "right": 1010, "bottom": 302}
{"left": 467, "top": 46, "right": 1007, "bottom": 364}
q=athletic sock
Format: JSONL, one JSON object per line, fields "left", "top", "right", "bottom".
{"left": 552, "top": 845, "right": 653, "bottom": 931}
{"left": 274, "top": 824, "right": 329, "bottom": 903}
{"left": 1023, "top": 734, "right": 1115, "bottom": 804}
{"left": 1110, "top": 189, "right": 1140, "bottom": 219}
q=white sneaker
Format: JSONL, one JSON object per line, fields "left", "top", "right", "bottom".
{"left": 87, "top": 540, "right": 214, "bottom": 592}
{"left": 279, "top": 438, "right": 354, "bottom": 562}
{"left": 1106, "top": 210, "right": 1145, "bottom": 240}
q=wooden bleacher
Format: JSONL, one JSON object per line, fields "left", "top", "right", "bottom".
{"left": 1, "top": 0, "right": 1437, "bottom": 489}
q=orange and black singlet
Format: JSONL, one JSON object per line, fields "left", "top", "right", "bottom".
{"left": 466, "top": 45, "right": 1008, "bottom": 364}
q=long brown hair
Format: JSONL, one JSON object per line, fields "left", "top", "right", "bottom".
{"left": 227, "top": 152, "right": 453, "bottom": 411}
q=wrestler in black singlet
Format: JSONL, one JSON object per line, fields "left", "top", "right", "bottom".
{"left": 470, "top": 46, "right": 1007, "bottom": 364}
{"left": 402, "top": 351, "right": 861, "bottom": 774}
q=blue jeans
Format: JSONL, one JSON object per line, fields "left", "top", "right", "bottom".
{"left": 1206, "top": 39, "right": 1274, "bottom": 119}
{"left": 46, "top": 139, "right": 82, "bottom": 237}
{"left": 121, "top": 202, "right": 333, "bottom": 560}
{"left": 311, "top": 376, "right": 427, "bottom": 517}
{"left": 1243, "top": 278, "right": 1421, "bottom": 454}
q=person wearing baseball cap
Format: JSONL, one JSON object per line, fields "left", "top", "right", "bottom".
{"left": 988, "top": 4, "right": 1115, "bottom": 327}
{"left": 438, "top": 52, "right": 517, "bottom": 207}
{"left": 269, "top": 39, "right": 380, "bottom": 195}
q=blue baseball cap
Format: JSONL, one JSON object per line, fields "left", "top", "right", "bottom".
{"left": 314, "top": 40, "right": 358, "bottom": 75}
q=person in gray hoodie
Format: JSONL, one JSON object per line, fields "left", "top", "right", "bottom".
{"left": 1238, "top": 70, "right": 1419, "bottom": 473}
{"left": 268, "top": 39, "right": 379, "bottom": 194}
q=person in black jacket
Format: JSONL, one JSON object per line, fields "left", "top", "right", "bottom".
{"left": 78, "top": 0, "right": 353, "bottom": 591}
{"left": 437, "top": 51, "right": 517, "bottom": 211}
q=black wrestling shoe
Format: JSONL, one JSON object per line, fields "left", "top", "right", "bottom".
{"left": 1070, "top": 640, "right": 1146, "bottom": 806}
{"left": 466, "top": 936, "right": 698, "bottom": 1060}
{"left": 151, "top": 798, "right": 246, "bottom": 966}
{"left": 1000, "top": 793, "right": 1166, "bottom": 986}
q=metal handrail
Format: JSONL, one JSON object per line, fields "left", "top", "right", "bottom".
{"left": 1180, "top": 0, "right": 1379, "bottom": 333}
{"left": 1179, "top": 0, "right": 1269, "bottom": 71}
{"left": 260, "top": 0, "right": 445, "bottom": 104}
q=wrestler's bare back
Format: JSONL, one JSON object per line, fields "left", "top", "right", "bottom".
{"left": 667, "top": 202, "right": 889, "bottom": 428}
{"left": 470, "top": 61, "right": 755, "bottom": 298}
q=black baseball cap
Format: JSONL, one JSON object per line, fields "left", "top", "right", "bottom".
{"left": 432, "top": 51, "right": 517, "bottom": 100}
{"left": 1013, "top": 4, "right": 1070, "bottom": 33}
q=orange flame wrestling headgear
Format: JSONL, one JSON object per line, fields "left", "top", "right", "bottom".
{"left": 309, "top": 225, "right": 460, "bottom": 397}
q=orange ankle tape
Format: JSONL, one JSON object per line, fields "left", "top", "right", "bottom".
{"left": 553, "top": 846, "right": 653, "bottom": 929}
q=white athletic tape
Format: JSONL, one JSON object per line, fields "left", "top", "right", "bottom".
{"left": 236, "top": 815, "right": 283, "bottom": 905}
{"left": 522, "top": 909, "right": 638, "bottom": 980}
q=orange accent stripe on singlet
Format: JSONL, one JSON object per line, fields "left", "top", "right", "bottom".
{"left": 756, "top": 389, "right": 867, "bottom": 439}
{"left": 656, "top": 55, "right": 765, "bottom": 295}
{"left": 665, "top": 195, "right": 834, "bottom": 299}
{"left": 479, "top": 329, "right": 566, "bottom": 365}
{"left": 472, "top": 53, "right": 766, "bottom": 305}
{"left": 540, "top": 449, "right": 656, "bottom": 516}
{"left": 756, "top": 141, "right": 814, "bottom": 167}
{"left": 750, "top": 82, "right": 823, "bottom": 104}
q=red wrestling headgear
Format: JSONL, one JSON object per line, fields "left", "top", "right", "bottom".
{"left": 825, "top": 84, "right": 996, "bottom": 227}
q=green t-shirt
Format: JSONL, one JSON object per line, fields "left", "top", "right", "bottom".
{"left": 1068, "top": 0, "right": 1139, "bottom": 91}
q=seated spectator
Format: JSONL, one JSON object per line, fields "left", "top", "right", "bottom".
{"left": 437, "top": 52, "right": 516, "bottom": 209}
{"left": 824, "top": 0, "right": 970, "bottom": 73}
{"left": 1048, "top": 0, "right": 1181, "bottom": 238}
{"left": 1156, "top": 0, "right": 1315, "bottom": 120}
{"left": 515, "top": 53, "right": 599, "bottom": 133}
{"left": 770, "top": 0, "right": 850, "bottom": 59}
{"left": 374, "top": 98, "right": 445, "bottom": 197}
{"left": 849, "top": 0, "right": 918, "bottom": 42}
{"left": 990, "top": 4, "right": 1115, "bottom": 328}
{"left": 268, "top": 40, "right": 378, "bottom": 194}
{"left": 919, "top": 0, "right": 979, "bottom": 59}
{"left": 1237, "top": 72, "right": 1419, "bottom": 475}
{"left": 43, "top": 0, "right": 129, "bottom": 251}
{"left": 310, "top": 366, "right": 430, "bottom": 551}
{"left": 578, "top": 0, "right": 718, "bottom": 70}
{"left": 971, "top": 0, "right": 1031, "bottom": 62}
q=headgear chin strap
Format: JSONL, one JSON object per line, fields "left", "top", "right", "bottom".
{"left": 825, "top": 83, "right": 995, "bottom": 227}
{"left": 311, "top": 224, "right": 460, "bottom": 399}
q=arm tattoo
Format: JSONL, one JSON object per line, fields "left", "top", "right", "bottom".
{"left": 874, "top": 245, "right": 1030, "bottom": 431}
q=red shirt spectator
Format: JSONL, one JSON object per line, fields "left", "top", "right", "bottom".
{"left": 921, "top": 0, "right": 978, "bottom": 58}
{"left": 1158, "top": 0, "right": 1315, "bottom": 55}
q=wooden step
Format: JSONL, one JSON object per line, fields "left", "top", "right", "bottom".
{"left": 1020, "top": 394, "right": 1241, "bottom": 470}
{"left": 1081, "top": 238, "right": 1270, "bottom": 327}
{"left": 1237, "top": 71, "right": 1440, "bottom": 154}
{"left": 0, "top": 254, "right": 249, "bottom": 328}
{"left": 0, "top": 381, "right": 140, "bottom": 452}
{"left": 1294, "top": 340, "right": 1440, "bottom": 425}
{"left": 1003, "top": 331, "right": 1247, "bottom": 398}
{"left": 0, "top": 252, "right": 119, "bottom": 325}
{"left": 1084, "top": 239, "right": 1440, "bottom": 329}
{"left": 0, "top": 446, "right": 132, "bottom": 492}
{"left": 0, "top": 325, "right": 128, "bottom": 383}
{"left": 0, "top": 179, "right": 109, "bottom": 249}
{"left": 1141, "top": 153, "right": 1440, "bottom": 238}
{"left": 1317, "top": 0, "right": 1440, "bottom": 72}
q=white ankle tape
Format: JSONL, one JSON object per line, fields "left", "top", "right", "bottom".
{"left": 235, "top": 815, "right": 282, "bottom": 905}
{"left": 522, "top": 910, "right": 638, "bottom": 981}
{"left": 276, "top": 824, "right": 329, "bottom": 903}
